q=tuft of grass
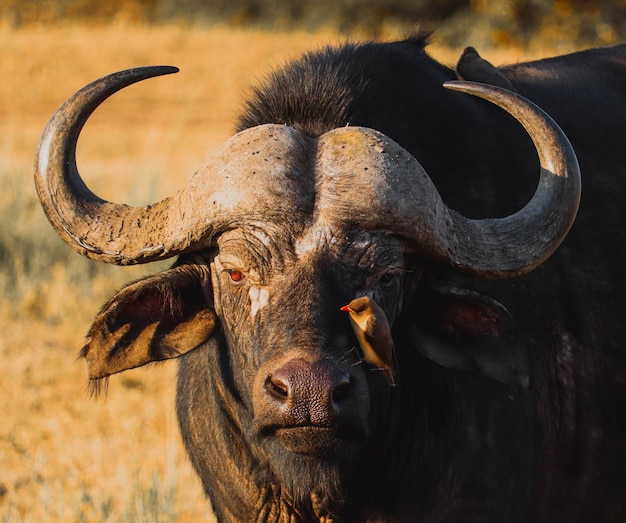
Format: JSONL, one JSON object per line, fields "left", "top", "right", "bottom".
{"left": 1, "top": 449, "right": 212, "bottom": 522}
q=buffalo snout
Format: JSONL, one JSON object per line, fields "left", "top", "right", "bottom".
{"left": 265, "top": 358, "right": 351, "bottom": 425}
{"left": 253, "top": 357, "right": 369, "bottom": 455}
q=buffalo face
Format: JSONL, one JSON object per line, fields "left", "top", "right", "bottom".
{"left": 210, "top": 228, "right": 410, "bottom": 505}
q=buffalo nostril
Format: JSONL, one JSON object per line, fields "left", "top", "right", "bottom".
{"left": 264, "top": 359, "right": 354, "bottom": 417}
{"left": 332, "top": 378, "right": 352, "bottom": 403}
{"left": 266, "top": 375, "right": 289, "bottom": 400}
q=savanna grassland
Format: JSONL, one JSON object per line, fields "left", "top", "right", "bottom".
{"left": 0, "top": 21, "right": 588, "bottom": 522}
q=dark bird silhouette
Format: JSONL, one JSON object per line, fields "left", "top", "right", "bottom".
{"left": 341, "top": 296, "right": 396, "bottom": 386}
{"left": 456, "top": 46, "right": 516, "bottom": 92}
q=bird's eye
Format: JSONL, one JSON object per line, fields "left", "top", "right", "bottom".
{"left": 228, "top": 269, "right": 245, "bottom": 283}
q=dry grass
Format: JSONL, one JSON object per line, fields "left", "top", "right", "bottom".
{"left": 0, "top": 21, "right": 575, "bottom": 522}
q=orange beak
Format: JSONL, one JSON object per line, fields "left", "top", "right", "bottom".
{"left": 340, "top": 305, "right": 351, "bottom": 312}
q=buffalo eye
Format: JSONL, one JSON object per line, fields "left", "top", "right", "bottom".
{"left": 377, "top": 270, "right": 400, "bottom": 290}
{"left": 379, "top": 273, "right": 395, "bottom": 286}
{"left": 228, "top": 269, "right": 245, "bottom": 283}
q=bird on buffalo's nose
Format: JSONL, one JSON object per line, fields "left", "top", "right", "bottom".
{"left": 341, "top": 296, "right": 396, "bottom": 386}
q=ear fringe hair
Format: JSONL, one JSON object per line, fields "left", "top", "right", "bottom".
{"left": 87, "top": 376, "right": 110, "bottom": 399}
{"left": 78, "top": 345, "right": 109, "bottom": 398}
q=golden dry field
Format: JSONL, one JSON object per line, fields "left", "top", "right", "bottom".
{"left": 0, "top": 21, "right": 582, "bottom": 522}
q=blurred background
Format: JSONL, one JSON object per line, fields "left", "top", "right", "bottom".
{"left": 3, "top": 0, "right": 626, "bottom": 49}
{"left": 0, "top": 1, "right": 623, "bottom": 522}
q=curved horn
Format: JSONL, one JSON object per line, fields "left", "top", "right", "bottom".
{"left": 34, "top": 66, "right": 197, "bottom": 265}
{"left": 436, "top": 81, "right": 581, "bottom": 277}
{"left": 316, "top": 82, "right": 580, "bottom": 279}
{"left": 35, "top": 67, "right": 313, "bottom": 266}
{"left": 35, "top": 66, "right": 182, "bottom": 265}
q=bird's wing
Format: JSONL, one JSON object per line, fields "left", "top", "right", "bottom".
{"left": 365, "top": 315, "right": 395, "bottom": 363}
{"left": 362, "top": 314, "right": 377, "bottom": 344}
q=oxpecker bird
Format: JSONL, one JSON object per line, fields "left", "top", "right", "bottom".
{"left": 455, "top": 46, "right": 517, "bottom": 92}
{"left": 341, "top": 296, "right": 396, "bottom": 386}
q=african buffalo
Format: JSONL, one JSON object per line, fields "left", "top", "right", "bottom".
{"left": 35, "top": 32, "right": 626, "bottom": 522}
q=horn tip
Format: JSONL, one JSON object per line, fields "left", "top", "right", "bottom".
{"left": 443, "top": 80, "right": 507, "bottom": 94}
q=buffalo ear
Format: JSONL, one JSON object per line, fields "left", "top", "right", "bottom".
{"left": 403, "top": 279, "right": 529, "bottom": 388}
{"left": 82, "top": 261, "right": 217, "bottom": 380}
